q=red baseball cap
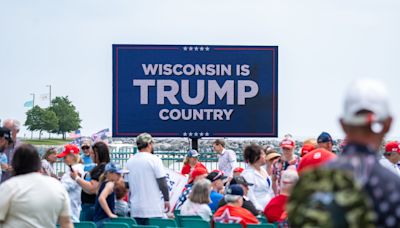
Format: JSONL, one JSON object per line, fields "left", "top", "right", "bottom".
{"left": 385, "top": 141, "right": 400, "bottom": 153}
{"left": 233, "top": 167, "right": 244, "bottom": 173}
{"left": 57, "top": 144, "right": 80, "bottom": 158}
{"left": 280, "top": 138, "right": 295, "bottom": 149}
{"left": 297, "top": 148, "right": 336, "bottom": 174}
{"left": 301, "top": 144, "right": 316, "bottom": 157}
{"left": 188, "top": 167, "right": 208, "bottom": 183}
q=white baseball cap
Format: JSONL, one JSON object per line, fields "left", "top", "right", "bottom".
{"left": 342, "top": 79, "right": 391, "bottom": 131}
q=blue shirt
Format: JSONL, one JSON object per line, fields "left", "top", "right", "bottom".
{"left": 82, "top": 154, "right": 95, "bottom": 172}
{"left": 208, "top": 190, "right": 223, "bottom": 212}
{"left": 0, "top": 153, "right": 7, "bottom": 165}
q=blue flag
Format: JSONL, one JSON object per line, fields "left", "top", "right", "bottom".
{"left": 24, "top": 100, "right": 33, "bottom": 108}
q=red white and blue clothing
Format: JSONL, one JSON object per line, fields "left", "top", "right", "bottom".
{"left": 213, "top": 205, "right": 259, "bottom": 228}
{"left": 272, "top": 156, "right": 300, "bottom": 194}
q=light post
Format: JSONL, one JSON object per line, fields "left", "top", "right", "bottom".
{"left": 30, "top": 93, "right": 35, "bottom": 139}
{"left": 46, "top": 85, "right": 52, "bottom": 106}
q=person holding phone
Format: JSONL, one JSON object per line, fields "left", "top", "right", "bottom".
{"left": 58, "top": 144, "right": 85, "bottom": 222}
{"left": 71, "top": 142, "right": 110, "bottom": 221}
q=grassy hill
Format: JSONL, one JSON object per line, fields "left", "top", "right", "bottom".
{"left": 22, "top": 139, "right": 72, "bottom": 145}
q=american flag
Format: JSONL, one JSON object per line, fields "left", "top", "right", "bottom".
{"left": 69, "top": 130, "right": 81, "bottom": 139}
{"left": 91, "top": 128, "right": 110, "bottom": 142}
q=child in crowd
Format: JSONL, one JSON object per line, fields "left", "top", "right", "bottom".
{"left": 58, "top": 144, "right": 85, "bottom": 223}
{"left": 94, "top": 162, "right": 127, "bottom": 227}
{"left": 114, "top": 179, "right": 129, "bottom": 217}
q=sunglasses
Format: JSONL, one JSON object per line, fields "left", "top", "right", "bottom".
{"left": 81, "top": 146, "right": 90, "bottom": 150}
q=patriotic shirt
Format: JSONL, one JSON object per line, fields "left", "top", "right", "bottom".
{"left": 272, "top": 155, "right": 300, "bottom": 193}
{"left": 213, "top": 205, "right": 259, "bottom": 228}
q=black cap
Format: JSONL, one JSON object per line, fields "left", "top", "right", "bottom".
{"left": 229, "top": 176, "right": 254, "bottom": 186}
{"left": 0, "top": 127, "right": 12, "bottom": 143}
{"left": 206, "top": 170, "right": 227, "bottom": 182}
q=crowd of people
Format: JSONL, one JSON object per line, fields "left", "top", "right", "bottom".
{"left": 1, "top": 79, "right": 400, "bottom": 227}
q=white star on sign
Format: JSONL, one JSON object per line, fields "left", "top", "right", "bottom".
{"left": 214, "top": 209, "right": 242, "bottom": 224}
{"left": 194, "top": 132, "right": 199, "bottom": 137}
{"left": 194, "top": 46, "right": 199, "bottom": 51}
{"left": 205, "top": 47, "right": 210, "bottom": 51}
{"left": 183, "top": 132, "right": 187, "bottom": 136}
{"left": 200, "top": 132, "right": 204, "bottom": 137}
{"left": 205, "top": 132, "right": 210, "bottom": 136}
{"left": 189, "top": 46, "right": 193, "bottom": 51}
{"left": 183, "top": 46, "right": 188, "bottom": 51}
{"left": 199, "top": 47, "right": 204, "bottom": 51}
{"left": 189, "top": 132, "right": 193, "bottom": 137}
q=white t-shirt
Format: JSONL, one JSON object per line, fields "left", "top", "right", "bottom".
{"left": 0, "top": 172, "right": 71, "bottom": 228}
{"left": 241, "top": 166, "right": 274, "bottom": 211}
{"left": 380, "top": 157, "right": 400, "bottom": 177}
{"left": 218, "top": 149, "right": 237, "bottom": 177}
{"left": 180, "top": 199, "right": 212, "bottom": 222}
{"left": 126, "top": 152, "right": 166, "bottom": 218}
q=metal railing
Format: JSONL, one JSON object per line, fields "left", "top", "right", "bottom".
{"left": 35, "top": 145, "right": 246, "bottom": 176}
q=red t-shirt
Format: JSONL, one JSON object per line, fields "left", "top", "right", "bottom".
{"left": 181, "top": 162, "right": 207, "bottom": 175}
{"left": 264, "top": 194, "right": 288, "bottom": 223}
{"left": 213, "top": 204, "right": 259, "bottom": 228}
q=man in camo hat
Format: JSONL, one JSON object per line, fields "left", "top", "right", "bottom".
{"left": 288, "top": 79, "right": 400, "bottom": 227}
{"left": 125, "top": 133, "right": 170, "bottom": 225}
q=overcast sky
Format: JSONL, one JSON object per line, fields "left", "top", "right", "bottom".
{"left": 1, "top": 0, "right": 400, "bottom": 140}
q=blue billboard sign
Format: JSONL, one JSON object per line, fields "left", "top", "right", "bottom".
{"left": 113, "top": 45, "right": 278, "bottom": 137}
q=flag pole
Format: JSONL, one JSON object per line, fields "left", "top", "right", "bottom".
{"left": 46, "top": 85, "right": 52, "bottom": 107}
{"left": 30, "top": 93, "right": 35, "bottom": 139}
{"left": 30, "top": 93, "right": 35, "bottom": 107}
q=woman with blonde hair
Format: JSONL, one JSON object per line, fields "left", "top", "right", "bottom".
{"left": 180, "top": 178, "right": 212, "bottom": 221}
{"left": 181, "top": 149, "right": 207, "bottom": 175}
{"left": 58, "top": 144, "right": 85, "bottom": 222}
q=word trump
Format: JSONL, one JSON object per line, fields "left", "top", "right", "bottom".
{"left": 133, "top": 80, "right": 258, "bottom": 105}
{"left": 132, "top": 63, "right": 259, "bottom": 121}
{"left": 133, "top": 79, "right": 258, "bottom": 121}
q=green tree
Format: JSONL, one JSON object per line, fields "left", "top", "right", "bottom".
{"left": 25, "top": 106, "right": 44, "bottom": 138}
{"left": 50, "top": 96, "right": 81, "bottom": 139}
{"left": 42, "top": 109, "right": 59, "bottom": 139}
{"left": 25, "top": 106, "right": 60, "bottom": 140}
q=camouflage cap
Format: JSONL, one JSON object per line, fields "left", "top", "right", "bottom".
{"left": 136, "top": 133, "right": 154, "bottom": 147}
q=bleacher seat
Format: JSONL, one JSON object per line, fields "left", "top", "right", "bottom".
{"left": 247, "top": 224, "right": 276, "bottom": 228}
{"left": 103, "top": 222, "right": 130, "bottom": 228}
{"left": 111, "top": 217, "right": 137, "bottom": 226}
{"left": 256, "top": 216, "right": 268, "bottom": 224}
{"left": 214, "top": 222, "right": 242, "bottom": 228}
{"left": 73, "top": 221, "right": 97, "bottom": 228}
{"left": 175, "top": 214, "right": 202, "bottom": 227}
{"left": 149, "top": 218, "right": 178, "bottom": 228}
{"left": 133, "top": 225, "right": 160, "bottom": 228}
{"left": 180, "top": 218, "right": 210, "bottom": 228}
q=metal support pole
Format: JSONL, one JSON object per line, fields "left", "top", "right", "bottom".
{"left": 46, "top": 85, "right": 52, "bottom": 106}
{"left": 30, "top": 93, "right": 35, "bottom": 139}
{"left": 191, "top": 138, "right": 199, "bottom": 151}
